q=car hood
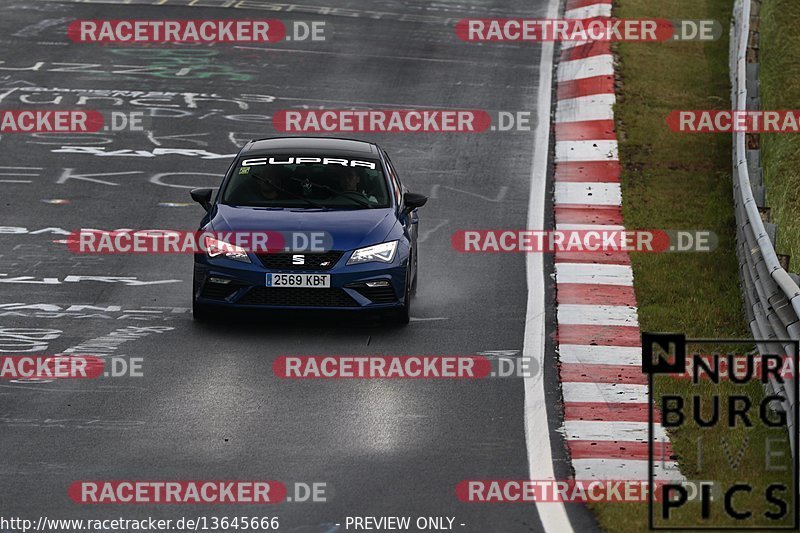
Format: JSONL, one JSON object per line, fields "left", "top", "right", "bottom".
{"left": 210, "top": 204, "right": 398, "bottom": 251}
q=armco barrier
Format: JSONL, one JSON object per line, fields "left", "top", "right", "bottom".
{"left": 731, "top": 0, "right": 797, "bottom": 456}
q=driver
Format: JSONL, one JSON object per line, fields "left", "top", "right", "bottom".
{"left": 250, "top": 166, "right": 294, "bottom": 202}
{"left": 334, "top": 167, "right": 378, "bottom": 203}
{"left": 336, "top": 167, "right": 361, "bottom": 192}
{"left": 226, "top": 167, "right": 283, "bottom": 204}
{"left": 254, "top": 174, "right": 281, "bottom": 200}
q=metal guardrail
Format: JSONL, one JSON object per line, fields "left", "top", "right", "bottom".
{"left": 731, "top": 0, "right": 798, "bottom": 456}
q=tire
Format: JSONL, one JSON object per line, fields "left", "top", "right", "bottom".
{"left": 390, "top": 267, "right": 412, "bottom": 325}
{"left": 192, "top": 299, "right": 215, "bottom": 322}
{"left": 410, "top": 249, "right": 418, "bottom": 296}
{"left": 392, "top": 301, "right": 410, "bottom": 325}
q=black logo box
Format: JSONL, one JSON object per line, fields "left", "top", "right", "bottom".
{"left": 643, "top": 333, "right": 799, "bottom": 530}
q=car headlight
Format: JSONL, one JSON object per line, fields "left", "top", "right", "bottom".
{"left": 204, "top": 236, "right": 251, "bottom": 263}
{"left": 347, "top": 240, "right": 398, "bottom": 265}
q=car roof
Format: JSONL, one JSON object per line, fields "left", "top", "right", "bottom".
{"left": 240, "top": 137, "right": 381, "bottom": 158}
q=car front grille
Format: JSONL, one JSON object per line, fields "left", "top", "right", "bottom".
{"left": 237, "top": 287, "right": 358, "bottom": 307}
{"left": 255, "top": 251, "right": 344, "bottom": 271}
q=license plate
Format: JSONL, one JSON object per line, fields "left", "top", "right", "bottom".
{"left": 266, "top": 273, "right": 331, "bottom": 288}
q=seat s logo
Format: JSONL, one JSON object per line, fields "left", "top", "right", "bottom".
{"left": 292, "top": 254, "right": 305, "bottom": 265}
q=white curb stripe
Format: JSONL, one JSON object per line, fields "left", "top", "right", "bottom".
{"left": 556, "top": 94, "right": 616, "bottom": 122}
{"left": 572, "top": 459, "right": 684, "bottom": 481}
{"left": 557, "top": 54, "right": 614, "bottom": 82}
{"left": 563, "top": 420, "right": 666, "bottom": 441}
{"left": 556, "top": 140, "right": 619, "bottom": 162}
{"left": 559, "top": 344, "right": 641, "bottom": 366}
{"left": 558, "top": 304, "right": 638, "bottom": 326}
{"left": 562, "top": 382, "right": 648, "bottom": 403}
{"left": 555, "top": 263, "right": 634, "bottom": 286}
{"left": 555, "top": 182, "right": 622, "bottom": 205}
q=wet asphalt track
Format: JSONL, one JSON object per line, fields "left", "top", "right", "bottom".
{"left": 0, "top": 1, "right": 597, "bottom": 531}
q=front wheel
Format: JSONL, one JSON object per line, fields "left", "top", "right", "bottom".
{"left": 192, "top": 299, "right": 215, "bottom": 322}
{"left": 410, "top": 249, "right": 418, "bottom": 296}
{"left": 390, "top": 267, "right": 412, "bottom": 325}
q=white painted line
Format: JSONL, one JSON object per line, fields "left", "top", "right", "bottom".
{"left": 565, "top": 4, "right": 613, "bottom": 19}
{"left": 563, "top": 420, "right": 666, "bottom": 441}
{"left": 555, "top": 182, "right": 622, "bottom": 205}
{"left": 572, "top": 458, "right": 685, "bottom": 481}
{"left": 559, "top": 344, "right": 641, "bottom": 366}
{"left": 556, "top": 94, "right": 616, "bottom": 122}
{"left": 562, "top": 382, "right": 648, "bottom": 404}
{"left": 556, "top": 263, "right": 634, "bottom": 286}
{"left": 0, "top": 180, "right": 33, "bottom": 183}
{"left": 524, "top": 0, "right": 575, "bottom": 530}
{"left": 558, "top": 304, "right": 638, "bottom": 326}
{"left": 556, "top": 140, "right": 619, "bottom": 162}
{"left": 558, "top": 54, "right": 614, "bottom": 82}
{"left": 556, "top": 223, "right": 626, "bottom": 231}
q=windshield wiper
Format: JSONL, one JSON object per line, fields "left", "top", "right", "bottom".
{"left": 251, "top": 174, "right": 328, "bottom": 210}
{"left": 289, "top": 177, "right": 374, "bottom": 208}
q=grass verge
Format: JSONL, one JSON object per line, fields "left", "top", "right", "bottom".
{"left": 760, "top": 0, "right": 800, "bottom": 272}
{"left": 586, "top": 0, "right": 796, "bottom": 531}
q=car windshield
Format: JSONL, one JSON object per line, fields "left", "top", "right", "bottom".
{"left": 221, "top": 156, "right": 391, "bottom": 209}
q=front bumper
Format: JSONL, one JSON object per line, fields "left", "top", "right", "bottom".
{"left": 193, "top": 249, "right": 409, "bottom": 311}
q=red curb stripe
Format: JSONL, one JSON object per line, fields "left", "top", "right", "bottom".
{"left": 555, "top": 205, "right": 623, "bottom": 225}
{"left": 555, "top": 249, "right": 631, "bottom": 265}
{"left": 564, "top": 402, "right": 649, "bottom": 422}
{"left": 561, "top": 363, "right": 647, "bottom": 384}
{"left": 561, "top": 41, "right": 613, "bottom": 62}
{"left": 568, "top": 440, "right": 673, "bottom": 461}
{"left": 556, "top": 283, "right": 637, "bottom": 306}
{"left": 565, "top": 0, "right": 613, "bottom": 10}
{"left": 554, "top": 161, "right": 621, "bottom": 183}
{"left": 558, "top": 324, "right": 640, "bottom": 347}
{"left": 556, "top": 119, "right": 617, "bottom": 141}
{"left": 557, "top": 75, "right": 615, "bottom": 100}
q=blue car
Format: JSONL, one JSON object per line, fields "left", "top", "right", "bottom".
{"left": 189, "top": 137, "right": 428, "bottom": 324}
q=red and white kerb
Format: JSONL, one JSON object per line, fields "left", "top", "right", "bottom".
{"left": 553, "top": 0, "right": 683, "bottom": 483}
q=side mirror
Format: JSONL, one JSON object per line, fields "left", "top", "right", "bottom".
{"left": 190, "top": 188, "right": 213, "bottom": 212}
{"left": 402, "top": 192, "right": 428, "bottom": 214}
